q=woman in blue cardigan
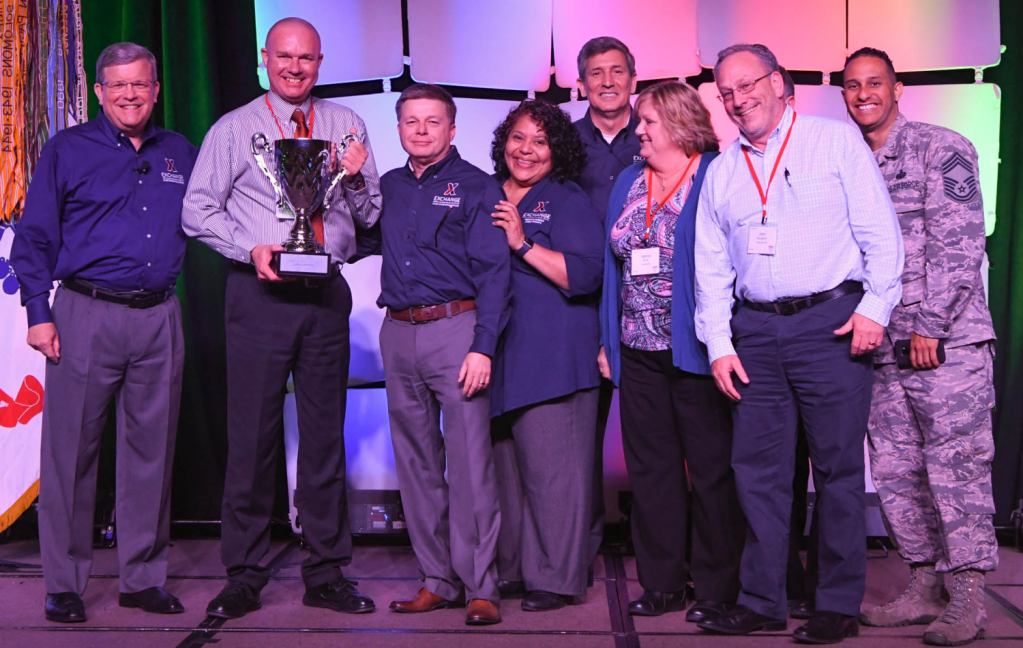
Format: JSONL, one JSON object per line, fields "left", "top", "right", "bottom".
{"left": 598, "top": 82, "right": 745, "bottom": 622}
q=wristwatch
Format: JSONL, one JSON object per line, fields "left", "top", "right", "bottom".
{"left": 513, "top": 237, "right": 534, "bottom": 258}
{"left": 344, "top": 172, "right": 366, "bottom": 191}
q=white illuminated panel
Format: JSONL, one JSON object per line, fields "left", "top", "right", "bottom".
{"left": 697, "top": 0, "right": 846, "bottom": 72}
{"left": 897, "top": 84, "right": 1001, "bottom": 235}
{"left": 407, "top": 0, "right": 552, "bottom": 91}
{"left": 328, "top": 94, "right": 520, "bottom": 384}
{"left": 698, "top": 82, "right": 848, "bottom": 151}
{"left": 254, "top": 0, "right": 404, "bottom": 88}
{"left": 552, "top": 0, "right": 699, "bottom": 88}
{"left": 848, "top": 0, "right": 1000, "bottom": 72}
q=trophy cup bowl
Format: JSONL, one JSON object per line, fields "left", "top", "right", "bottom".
{"left": 251, "top": 134, "right": 356, "bottom": 278}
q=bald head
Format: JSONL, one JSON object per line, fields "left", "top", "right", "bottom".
{"left": 261, "top": 17, "right": 323, "bottom": 105}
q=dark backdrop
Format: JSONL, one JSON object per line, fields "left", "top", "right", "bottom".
{"left": 79, "top": 0, "right": 1023, "bottom": 525}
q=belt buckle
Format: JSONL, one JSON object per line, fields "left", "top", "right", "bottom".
{"left": 128, "top": 293, "right": 156, "bottom": 309}
{"left": 774, "top": 300, "right": 797, "bottom": 316}
{"left": 409, "top": 305, "right": 429, "bottom": 325}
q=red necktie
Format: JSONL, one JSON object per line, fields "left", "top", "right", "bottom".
{"left": 290, "top": 109, "right": 323, "bottom": 245}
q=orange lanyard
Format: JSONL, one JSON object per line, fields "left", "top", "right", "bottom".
{"left": 265, "top": 94, "right": 315, "bottom": 139}
{"left": 645, "top": 154, "right": 696, "bottom": 242}
{"left": 742, "top": 112, "right": 796, "bottom": 225}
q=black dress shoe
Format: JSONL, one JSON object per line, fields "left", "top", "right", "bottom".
{"left": 207, "top": 581, "right": 261, "bottom": 619}
{"left": 686, "top": 600, "right": 732, "bottom": 623}
{"left": 45, "top": 592, "right": 86, "bottom": 623}
{"left": 587, "top": 565, "right": 595, "bottom": 588}
{"left": 119, "top": 586, "right": 184, "bottom": 614}
{"left": 303, "top": 577, "right": 375, "bottom": 614}
{"left": 628, "top": 589, "right": 688, "bottom": 616}
{"left": 497, "top": 579, "right": 526, "bottom": 598}
{"left": 697, "top": 603, "right": 788, "bottom": 634}
{"left": 522, "top": 590, "right": 571, "bottom": 612}
{"left": 789, "top": 598, "right": 815, "bottom": 619}
{"left": 793, "top": 611, "right": 859, "bottom": 644}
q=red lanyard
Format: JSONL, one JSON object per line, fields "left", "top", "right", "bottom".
{"left": 265, "top": 94, "right": 315, "bottom": 139}
{"left": 742, "top": 112, "right": 796, "bottom": 225}
{"left": 645, "top": 154, "right": 697, "bottom": 242}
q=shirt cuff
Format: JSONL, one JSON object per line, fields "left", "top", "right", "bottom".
{"left": 469, "top": 329, "right": 497, "bottom": 358}
{"left": 26, "top": 295, "right": 53, "bottom": 327}
{"left": 912, "top": 313, "right": 951, "bottom": 339}
{"left": 853, "top": 292, "right": 891, "bottom": 327}
{"left": 706, "top": 336, "right": 736, "bottom": 364}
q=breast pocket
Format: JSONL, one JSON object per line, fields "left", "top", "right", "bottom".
{"left": 792, "top": 171, "right": 843, "bottom": 215}
{"left": 415, "top": 204, "right": 461, "bottom": 249}
{"left": 887, "top": 168, "right": 926, "bottom": 215}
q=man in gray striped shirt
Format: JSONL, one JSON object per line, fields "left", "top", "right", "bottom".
{"left": 182, "top": 17, "right": 381, "bottom": 620}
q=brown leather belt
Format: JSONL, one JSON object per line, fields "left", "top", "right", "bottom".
{"left": 744, "top": 280, "right": 863, "bottom": 316}
{"left": 388, "top": 299, "right": 476, "bottom": 324}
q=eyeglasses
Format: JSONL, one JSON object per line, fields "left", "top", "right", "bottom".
{"left": 717, "top": 73, "right": 772, "bottom": 104}
{"left": 100, "top": 80, "right": 156, "bottom": 94}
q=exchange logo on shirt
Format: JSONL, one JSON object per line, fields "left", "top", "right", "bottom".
{"left": 633, "top": 155, "right": 645, "bottom": 163}
{"left": 432, "top": 182, "right": 461, "bottom": 207}
{"left": 161, "top": 158, "right": 185, "bottom": 185}
{"left": 522, "top": 201, "right": 550, "bottom": 224}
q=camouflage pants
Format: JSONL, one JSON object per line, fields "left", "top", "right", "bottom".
{"left": 868, "top": 342, "right": 997, "bottom": 573}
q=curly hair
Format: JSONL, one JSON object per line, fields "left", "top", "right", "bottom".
{"left": 490, "top": 100, "right": 586, "bottom": 184}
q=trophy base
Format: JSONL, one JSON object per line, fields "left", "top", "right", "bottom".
{"left": 272, "top": 250, "right": 333, "bottom": 277}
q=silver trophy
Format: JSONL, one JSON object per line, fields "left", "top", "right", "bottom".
{"left": 250, "top": 133, "right": 357, "bottom": 277}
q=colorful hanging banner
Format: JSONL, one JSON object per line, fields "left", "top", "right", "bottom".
{"left": 0, "top": 0, "right": 85, "bottom": 533}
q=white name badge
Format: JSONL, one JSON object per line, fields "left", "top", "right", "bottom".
{"left": 747, "top": 225, "right": 778, "bottom": 255}
{"left": 276, "top": 203, "right": 296, "bottom": 221}
{"left": 631, "top": 247, "right": 661, "bottom": 275}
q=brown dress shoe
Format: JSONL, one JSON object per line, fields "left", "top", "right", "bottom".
{"left": 389, "top": 588, "right": 461, "bottom": 613}
{"left": 466, "top": 598, "right": 501, "bottom": 625}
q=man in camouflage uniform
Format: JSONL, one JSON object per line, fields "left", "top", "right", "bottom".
{"left": 843, "top": 47, "right": 997, "bottom": 647}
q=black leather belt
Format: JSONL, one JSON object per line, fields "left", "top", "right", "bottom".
{"left": 744, "top": 281, "right": 863, "bottom": 316}
{"left": 63, "top": 278, "right": 174, "bottom": 309}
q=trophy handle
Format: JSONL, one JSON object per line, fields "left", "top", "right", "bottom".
{"left": 251, "top": 133, "right": 285, "bottom": 209}
{"left": 322, "top": 133, "right": 359, "bottom": 210}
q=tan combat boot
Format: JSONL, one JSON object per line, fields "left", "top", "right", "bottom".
{"left": 923, "top": 570, "right": 987, "bottom": 646}
{"left": 860, "top": 564, "right": 945, "bottom": 627}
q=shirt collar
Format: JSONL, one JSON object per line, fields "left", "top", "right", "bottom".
{"left": 266, "top": 91, "right": 314, "bottom": 129}
{"left": 878, "top": 112, "right": 908, "bottom": 161}
{"left": 582, "top": 107, "right": 636, "bottom": 144}
{"left": 404, "top": 145, "right": 461, "bottom": 180}
{"left": 95, "top": 109, "right": 157, "bottom": 147}
{"left": 738, "top": 103, "right": 794, "bottom": 154}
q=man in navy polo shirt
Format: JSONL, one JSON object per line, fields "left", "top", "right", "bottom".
{"left": 379, "top": 84, "right": 510, "bottom": 625}
{"left": 572, "top": 36, "right": 641, "bottom": 568}
{"left": 11, "top": 42, "right": 196, "bottom": 624}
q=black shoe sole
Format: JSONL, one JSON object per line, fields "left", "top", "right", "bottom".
{"left": 302, "top": 596, "right": 376, "bottom": 614}
{"left": 923, "top": 628, "right": 985, "bottom": 646}
{"left": 206, "top": 600, "right": 262, "bottom": 619}
{"left": 698, "top": 619, "right": 789, "bottom": 634}
{"left": 793, "top": 624, "right": 859, "bottom": 644}
{"left": 466, "top": 616, "right": 502, "bottom": 626}
{"left": 629, "top": 599, "right": 688, "bottom": 617}
{"left": 118, "top": 597, "right": 184, "bottom": 614}
{"left": 44, "top": 612, "right": 86, "bottom": 623}
{"left": 858, "top": 613, "right": 938, "bottom": 627}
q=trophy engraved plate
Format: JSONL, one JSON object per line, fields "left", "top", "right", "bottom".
{"left": 250, "top": 133, "right": 357, "bottom": 278}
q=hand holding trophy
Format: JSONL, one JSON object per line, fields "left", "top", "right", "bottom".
{"left": 250, "top": 132, "right": 357, "bottom": 277}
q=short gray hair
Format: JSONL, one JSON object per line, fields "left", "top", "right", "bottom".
{"left": 713, "top": 43, "right": 780, "bottom": 80}
{"left": 577, "top": 36, "right": 636, "bottom": 81}
{"left": 96, "top": 42, "right": 158, "bottom": 83}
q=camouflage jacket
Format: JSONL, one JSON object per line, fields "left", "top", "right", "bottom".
{"left": 873, "top": 113, "right": 995, "bottom": 364}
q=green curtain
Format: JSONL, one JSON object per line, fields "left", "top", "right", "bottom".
{"left": 989, "top": 0, "right": 1023, "bottom": 526}
{"left": 80, "top": 0, "right": 263, "bottom": 520}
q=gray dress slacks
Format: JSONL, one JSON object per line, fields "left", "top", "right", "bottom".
{"left": 380, "top": 311, "right": 500, "bottom": 603}
{"left": 39, "top": 286, "right": 183, "bottom": 595}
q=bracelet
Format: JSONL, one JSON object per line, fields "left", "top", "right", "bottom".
{"left": 513, "top": 237, "right": 533, "bottom": 258}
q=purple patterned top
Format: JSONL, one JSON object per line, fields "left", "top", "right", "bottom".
{"left": 609, "top": 171, "right": 692, "bottom": 351}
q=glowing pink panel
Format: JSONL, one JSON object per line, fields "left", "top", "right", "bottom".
{"left": 552, "top": 0, "right": 699, "bottom": 88}
{"left": 254, "top": 0, "right": 404, "bottom": 88}
{"left": 408, "top": 0, "right": 552, "bottom": 91}
{"left": 849, "top": 0, "right": 1000, "bottom": 72}
{"left": 698, "top": 82, "right": 848, "bottom": 150}
{"left": 697, "top": 0, "right": 846, "bottom": 72}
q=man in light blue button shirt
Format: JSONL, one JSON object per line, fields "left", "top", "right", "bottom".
{"left": 693, "top": 44, "right": 903, "bottom": 644}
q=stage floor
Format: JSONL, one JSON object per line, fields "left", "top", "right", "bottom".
{"left": 1, "top": 539, "right": 1021, "bottom": 647}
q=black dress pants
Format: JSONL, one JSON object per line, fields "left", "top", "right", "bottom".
{"left": 221, "top": 265, "right": 354, "bottom": 590}
{"left": 618, "top": 345, "right": 744, "bottom": 601}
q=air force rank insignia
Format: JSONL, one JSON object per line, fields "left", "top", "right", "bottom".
{"left": 941, "top": 152, "right": 978, "bottom": 203}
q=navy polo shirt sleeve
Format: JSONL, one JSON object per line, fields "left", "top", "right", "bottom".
{"left": 11, "top": 142, "right": 63, "bottom": 327}
{"left": 464, "top": 179, "right": 511, "bottom": 357}
{"left": 551, "top": 183, "right": 604, "bottom": 298}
